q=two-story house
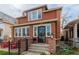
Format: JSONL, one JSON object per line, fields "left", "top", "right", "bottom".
{"left": 12, "top": 5, "right": 62, "bottom": 53}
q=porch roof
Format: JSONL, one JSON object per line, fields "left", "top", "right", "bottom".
{"left": 64, "top": 18, "right": 79, "bottom": 29}
{"left": 12, "top": 18, "right": 57, "bottom": 27}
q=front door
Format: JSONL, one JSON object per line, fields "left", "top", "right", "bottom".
{"left": 38, "top": 26, "right": 45, "bottom": 43}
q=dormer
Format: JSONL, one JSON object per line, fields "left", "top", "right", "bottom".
{"left": 23, "top": 5, "right": 47, "bottom": 21}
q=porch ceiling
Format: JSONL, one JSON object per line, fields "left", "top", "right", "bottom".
{"left": 12, "top": 18, "right": 57, "bottom": 27}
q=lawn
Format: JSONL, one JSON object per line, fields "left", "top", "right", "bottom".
{"left": 0, "top": 50, "right": 17, "bottom": 55}
{"left": 55, "top": 47, "right": 79, "bottom": 55}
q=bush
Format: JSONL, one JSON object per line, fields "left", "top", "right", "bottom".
{"left": 55, "top": 48, "right": 75, "bottom": 55}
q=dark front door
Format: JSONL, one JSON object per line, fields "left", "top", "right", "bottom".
{"left": 38, "top": 26, "right": 45, "bottom": 43}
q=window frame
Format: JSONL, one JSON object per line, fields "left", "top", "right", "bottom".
{"left": 33, "top": 26, "right": 38, "bottom": 37}
{"left": 14, "top": 27, "right": 21, "bottom": 37}
{"left": 46, "top": 24, "right": 51, "bottom": 37}
{"left": 14, "top": 26, "right": 30, "bottom": 37}
{"left": 28, "top": 9, "right": 42, "bottom": 21}
{"left": 26, "top": 27, "right": 30, "bottom": 37}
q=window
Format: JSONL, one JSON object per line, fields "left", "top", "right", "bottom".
{"left": 38, "top": 10, "right": 42, "bottom": 19}
{"left": 19, "top": 28, "right": 21, "bottom": 36}
{"left": 15, "top": 26, "right": 30, "bottom": 37}
{"left": 15, "top": 28, "right": 19, "bottom": 37}
{"left": 46, "top": 25, "right": 51, "bottom": 37}
{"left": 28, "top": 9, "right": 42, "bottom": 21}
{"left": 26, "top": 27, "right": 29, "bottom": 36}
{"left": 22, "top": 27, "right": 26, "bottom": 36}
{"left": 32, "top": 10, "right": 37, "bottom": 20}
{"left": 33, "top": 26, "right": 38, "bottom": 37}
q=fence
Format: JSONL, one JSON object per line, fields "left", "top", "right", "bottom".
{"left": 8, "top": 38, "right": 28, "bottom": 55}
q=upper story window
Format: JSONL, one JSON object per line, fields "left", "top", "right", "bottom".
{"left": 28, "top": 9, "right": 42, "bottom": 21}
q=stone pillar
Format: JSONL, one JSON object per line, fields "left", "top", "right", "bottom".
{"left": 74, "top": 24, "right": 77, "bottom": 38}
{"left": 48, "top": 38, "right": 56, "bottom": 54}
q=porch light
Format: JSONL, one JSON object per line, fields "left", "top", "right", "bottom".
{"left": 50, "top": 33, "right": 54, "bottom": 39}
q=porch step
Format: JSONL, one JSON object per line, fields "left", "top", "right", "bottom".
{"left": 29, "top": 47, "right": 48, "bottom": 51}
{"left": 28, "top": 43, "right": 50, "bottom": 55}
{"left": 31, "top": 43, "right": 49, "bottom": 48}
{"left": 28, "top": 49, "right": 50, "bottom": 55}
{"left": 21, "top": 51, "right": 41, "bottom": 55}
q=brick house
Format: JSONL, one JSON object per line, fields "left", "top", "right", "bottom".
{"left": 12, "top": 5, "right": 62, "bottom": 53}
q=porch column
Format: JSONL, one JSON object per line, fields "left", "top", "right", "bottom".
{"left": 74, "top": 23, "right": 77, "bottom": 38}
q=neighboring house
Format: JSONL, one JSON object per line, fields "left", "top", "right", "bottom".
{"left": 0, "top": 12, "right": 15, "bottom": 41}
{"left": 63, "top": 17, "right": 79, "bottom": 48}
{"left": 12, "top": 5, "right": 62, "bottom": 53}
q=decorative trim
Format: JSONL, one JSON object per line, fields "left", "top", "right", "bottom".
{"left": 13, "top": 18, "right": 57, "bottom": 27}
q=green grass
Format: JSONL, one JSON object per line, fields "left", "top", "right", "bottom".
{"left": 0, "top": 50, "right": 17, "bottom": 55}
{"left": 55, "top": 47, "right": 79, "bottom": 55}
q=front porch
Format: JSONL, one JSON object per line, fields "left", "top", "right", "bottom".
{"left": 64, "top": 19, "right": 79, "bottom": 48}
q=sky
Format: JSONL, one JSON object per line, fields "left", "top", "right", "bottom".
{"left": 0, "top": 4, "right": 79, "bottom": 26}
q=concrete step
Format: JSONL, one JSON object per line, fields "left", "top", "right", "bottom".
{"left": 21, "top": 51, "right": 41, "bottom": 55}
{"left": 29, "top": 46, "right": 48, "bottom": 51}
{"left": 21, "top": 43, "right": 50, "bottom": 55}
{"left": 31, "top": 43, "right": 49, "bottom": 48}
{"left": 28, "top": 49, "right": 50, "bottom": 55}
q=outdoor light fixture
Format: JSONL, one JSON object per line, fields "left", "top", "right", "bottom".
{"left": 50, "top": 33, "right": 54, "bottom": 39}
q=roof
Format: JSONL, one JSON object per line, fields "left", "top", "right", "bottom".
{"left": 43, "top": 7, "right": 62, "bottom": 12}
{"left": 17, "top": 6, "right": 62, "bottom": 19}
{"left": 0, "top": 11, "right": 16, "bottom": 24}
{"left": 64, "top": 17, "right": 79, "bottom": 29}
{"left": 0, "top": 19, "right": 14, "bottom": 25}
{"left": 24, "top": 5, "right": 47, "bottom": 12}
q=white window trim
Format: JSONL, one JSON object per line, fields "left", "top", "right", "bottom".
{"left": 21, "top": 27, "right": 26, "bottom": 37}
{"left": 33, "top": 26, "right": 38, "bottom": 37}
{"left": 46, "top": 24, "right": 51, "bottom": 37}
{"left": 33, "top": 23, "right": 51, "bottom": 37}
{"left": 14, "top": 27, "right": 21, "bottom": 37}
{"left": 26, "top": 26, "right": 30, "bottom": 37}
{"left": 28, "top": 9, "right": 42, "bottom": 21}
